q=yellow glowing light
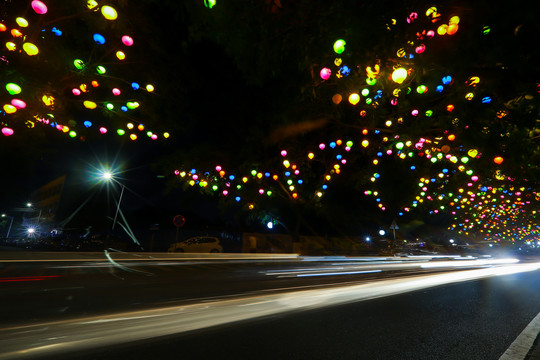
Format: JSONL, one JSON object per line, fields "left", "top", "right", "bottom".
{"left": 130, "top": 134, "right": 137, "bottom": 141}
{"left": 146, "top": 84, "right": 155, "bottom": 92}
{"left": 116, "top": 51, "right": 126, "bottom": 60}
{"left": 163, "top": 132, "right": 170, "bottom": 138}
{"left": 385, "top": 120, "right": 392, "bottom": 127}
{"left": 283, "top": 160, "right": 290, "bottom": 168}
{"left": 16, "top": 17, "right": 29, "bottom": 28}
{"left": 332, "top": 94, "right": 342, "bottom": 104}
{"left": 87, "top": 0, "right": 98, "bottom": 10}
{"left": 437, "top": 24, "right": 448, "bottom": 35}
{"left": 41, "top": 95, "right": 55, "bottom": 106}
{"left": 308, "top": 153, "right": 315, "bottom": 159}
{"left": 127, "top": 123, "right": 134, "bottom": 129}
{"left": 101, "top": 6, "right": 118, "bottom": 20}
{"left": 362, "top": 140, "right": 369, "bottom": 148}
{"left": 3, "top": 104, "right": 17, "bottom": 114}
{"left": 22, "top": 42, "right": 39, "bottom": 56}
{"left": 83, "top": 101, "right": 97, "bottom": 109}
{"left": 348, "top": 93, "right": 360, "bottom": 105}
{"left": 6, "top": 42, "right": 16, "bottom": 51}
{"left": 391, "top": 68, "right": 408, "bottom": 84}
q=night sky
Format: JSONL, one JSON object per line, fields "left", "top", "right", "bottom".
{"left": 1, "top": 0, "right": 538, "bottom": 240}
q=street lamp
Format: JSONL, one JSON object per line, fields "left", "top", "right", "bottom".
{"left": 100, "top": 170, "right": 125, "bottom": 231}
{"left": 1, "top": 214, "right": 14, "bottom": 238}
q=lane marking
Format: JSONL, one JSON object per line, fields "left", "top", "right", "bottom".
{"left": 499, "top": 311, "right": 540, "bottom": 360}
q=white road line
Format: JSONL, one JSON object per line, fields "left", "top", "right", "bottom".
{"left": 499, "top": 311, "right": 540, "bottom": 360}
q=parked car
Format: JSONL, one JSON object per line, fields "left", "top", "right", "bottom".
{"left": 168, "top": 237, "right": 223, "bottom": 253}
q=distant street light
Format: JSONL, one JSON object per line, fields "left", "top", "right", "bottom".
{"left": 379, "top": 229, "right": 386, "bottom": 236}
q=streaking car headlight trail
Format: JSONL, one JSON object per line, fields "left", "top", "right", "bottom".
{"left": 1, "top": 261, "right": 539, "bottom": 359}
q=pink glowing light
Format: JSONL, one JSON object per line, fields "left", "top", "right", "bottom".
{"left": 1, "top": 127, "right": 14, "bottom": 136}
{"left": 121, "top": 35, "right": 134, "bottom": 46}
{"left": 31, "top": 0, "right": 48, "bottom": 14}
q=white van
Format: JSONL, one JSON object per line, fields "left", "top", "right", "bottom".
{"left": 168, "top": 237, "right": 223, "bottom": 253}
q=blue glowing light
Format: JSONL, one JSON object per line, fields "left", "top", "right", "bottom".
{"left": 131, "top": 82, "right": 140, "bottom": 90}
{"left": 436, "top": 85, "right": 444, "bottom": 92}
{"left": 83, "top": 120, "right": 92, "bottom": 128}
{"left": 330, "top": 142, "right": 337, "bottom": 148}
{"left": 442, "top": 76, "right": 453, "bottom": 85}
{"left": 93, "top": 33, "right": 106, "bottom": 44}
{"left": 322, "top": 185, "right": 328, "bottom": 190}
{"left": 121, "top": 106, "right": 128, "bottom": 112}
{"left": 339, "top": 65, "right": 351, "bottom": 77}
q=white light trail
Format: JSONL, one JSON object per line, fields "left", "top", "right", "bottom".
{"left": 1, "top": 261, "right": 539, "bottom": 359}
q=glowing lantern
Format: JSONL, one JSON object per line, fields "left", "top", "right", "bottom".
{"left": 93, "top": 33, "right": 106, "bottom": 44}
{"left": 204, "top": 0, "right": 217, "bottom": 8}
{"left": 122, "top": 35, "right": 134, "bottom": 46}
{"left": 116, "top": 51, "right": 126, "bottom": 60}
{"left": 42, "top": 95, "right": 54, "bottom": 106}
{"left": 320, "top": 67, "right": 331, "bottom": 80}
{"left": 16, "top": 17, "right": 29, "bottom": 27}
{"left": 112, "top": 88, "right": 121, "bottom": 96}
{"left": 494, "top": 156, "right": 504, "bottom": 164}
{"left": 415, "top": 44, "right": 426, "bottom": 54}
{"left": 74, "top": 59, "right": 85, "bottom": 70}
{"left": 83, "top": 101, "right": 97, "bottom": 109}
{"left": 101, "top": 6, "right": 118, "bottom": 20}
{"left": 468, "top": 149, "right": 478, "bottom": 158}
{"left": 447, "top": 23, "right": 459, "bottom": 35}
{"left": 3, "top": 104, "right": 16, "bottom": 114}
{"left": 6, "top": 83, "right": 21, "bottom": 95}
{"left": 348, "top": 93, "right": 360, "bottom": 105}
{"left": 11, "top": 29, "right": 23, "bottom": 38}
{"left": 11, "top": 99, "right": 26, "bottom": 109}
{"left": 332, "top": 94, "right": 342, "bottom": 104}
{"left": 416, "top": 85, "right": 427, "bottom": 94}
{"left": 333, "top": 39, "right": 346, "bottom": 54}
{"left": 127, "top": 101, "right": 139, "bottom": 109}
{"left": 2, "top": 127, "right": 14, "bottom": 136}
{"left": 437, "top": 24, "right": 448, "bottom": 35}
{"left": 30, "top": 1, "right": 48, "bottom": 14}
{"left": 130, "top": 134, "right": 137, "bottom": 141}
{"left": 391, "top": 68, "right": 408, "bottom": 84}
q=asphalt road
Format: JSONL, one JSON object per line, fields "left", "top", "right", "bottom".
{"left": 1, "top": 252, "right": 540, "bottom": 359}
{"left": 56, "top": 270, "right": 540, "bottom": 360}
